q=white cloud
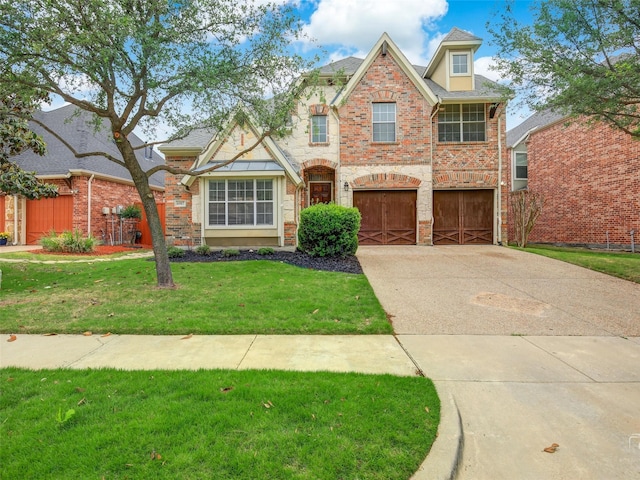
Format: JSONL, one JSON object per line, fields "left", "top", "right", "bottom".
{"left": 474, "top": 56, "right": 502, "bottom": 82}
{"left": 302, "top": 0, "right": 449, "bottom": 65}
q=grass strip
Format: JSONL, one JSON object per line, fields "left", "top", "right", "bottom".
{"left": 0, "top": 259, "right": 391, "bottom": 334}
{"left": 513, "top": 245, "right": 640, "bottom": 283}
{"left": 1, "top": 368, "right": 439, "bottom": 479}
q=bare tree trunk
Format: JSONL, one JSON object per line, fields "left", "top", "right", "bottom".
{"left": 118, "top": 140, "right": 175, "bottom": 288}
{"left": 510, "top": 190, "right": 544, "bottom": 248}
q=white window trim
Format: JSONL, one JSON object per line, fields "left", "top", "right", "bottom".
{"left": 310, "top": 115, "right": 328, "bottom": 144}
{"left": 372, "top": 102, "right": 397, "bottom": 143}
{"left": 450, "top": 51, "right": 472, "bottom": 77}
{"left": 514, "top": 152, "right": 528, "bottom": 180}
{"left": 206, "top": 177, "right": 278, "bottom": 229}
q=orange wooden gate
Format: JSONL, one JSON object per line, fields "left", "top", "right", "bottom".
{"left": 26, "top": 195, "right": 74, "bottom": 244}
{"left": 136, "top": 202, "right": 166, "bottom": 246}
{"left": 0, "top": 195, "right": 5, "bottom": 232}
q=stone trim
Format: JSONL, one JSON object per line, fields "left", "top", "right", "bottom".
{"left": 371, "top": 90, "right": 398, "bottom": 102}
{"left": 310, "top": 104, "right": 330, "bottom": 115}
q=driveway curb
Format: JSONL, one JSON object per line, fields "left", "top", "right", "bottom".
{"left": 411, "top": 385, "right": 463, "bottom": 480}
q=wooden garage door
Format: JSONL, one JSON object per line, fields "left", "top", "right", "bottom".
{"left": 354, "top": 190, "right": 416, "bottom": 245}
{"left": 433, "top": 190, "right": 493, "bottom": 245}
{"left": 26, "top": 195, "right": 73, "bottom": 244}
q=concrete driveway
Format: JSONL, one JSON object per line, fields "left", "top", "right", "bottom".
{"left": 357, "top": 245, "right": 640, "bottom": 479}
{"left": 357, "top": 245, "right": 640, "bottom": 336}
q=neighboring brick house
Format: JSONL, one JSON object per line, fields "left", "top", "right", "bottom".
{"left": 506, "top": 110, "right": 640, "bottom": 249}
{"left": 161, "top": 29, "right": 508, "bottom": 247}
{"left": 2, "top": 105, "right": 165, "bottom": 245}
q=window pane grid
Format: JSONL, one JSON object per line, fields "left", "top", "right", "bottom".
{"left": 208, "top": 179, "right": 274, "bottom": 227}
{"left": 438, "top": 104, "right": 486, "bottom": 142}
{"left": 311, "top": 115, "right": 327, "bottom": 143}
{"left": 452, "top": 54, "right": 468, "bottom": 74}
{"left": 372, "top": 103, "right": 396, "bottom": 142}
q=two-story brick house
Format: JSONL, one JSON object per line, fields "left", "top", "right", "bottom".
{"left": 161, "top": 28, "right": 508, "bottom": 247}
{"left": 507, "top": 110, "right": 639, "bottom": 249}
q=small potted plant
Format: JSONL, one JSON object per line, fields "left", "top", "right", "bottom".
{"left": 0, "top": 231, "right": 10, "bottom": 246}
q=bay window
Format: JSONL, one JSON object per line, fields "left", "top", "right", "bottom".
{"left": 208, "top": 179, "right": 274, "bottom": 226}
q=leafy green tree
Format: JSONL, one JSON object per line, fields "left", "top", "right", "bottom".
{"left": 0, "top": 0, "right": 315, "bottom": 287}
{"left": 490, "top": 0, "right": 640, "bottom": 137}
{"left": 0, "top": 88, "right": 58, "bottom": 198}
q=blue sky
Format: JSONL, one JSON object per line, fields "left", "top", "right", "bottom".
{"left": 293, "top": 0, "right": 536, "bottom": 127}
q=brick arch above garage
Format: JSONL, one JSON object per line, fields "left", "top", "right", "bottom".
{"left": 433, "top": 171, "right": 497, "bottom": 189}
{"left": 350, "top": 173, "right": 422, "bottom": 189}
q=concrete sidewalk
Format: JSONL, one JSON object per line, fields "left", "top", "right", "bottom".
{"left": 3, "top": 333, "right": 639, "bottom": 479}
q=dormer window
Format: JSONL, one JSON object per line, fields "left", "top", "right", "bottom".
{"left": 451, "top": 52, "right": 470, "bottom": 76}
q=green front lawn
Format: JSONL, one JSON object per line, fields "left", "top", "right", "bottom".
{"left": 514, "top": 245, "right": 640, "bottom": 283}
{"left": 0, "top": 258, "right": 391, "bottom": 334}
{"left": 0, "top": 368, "right": 440, "bottom": 479}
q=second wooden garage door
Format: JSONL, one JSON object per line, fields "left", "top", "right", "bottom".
{"left": 353, "top": 190, "right": 416, "bottom": 245}
{"left": 433, "top": 190, "right": 493, "bottom": 245}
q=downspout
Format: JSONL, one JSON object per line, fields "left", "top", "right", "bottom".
{"left": 497, "top": 113, "right": 503, "bottom": 245}
{"left": 429, "top": 96, "right": 441, "bottom": 245}
{"left": 87, "top": 174, "right": 95, "bottom": 236}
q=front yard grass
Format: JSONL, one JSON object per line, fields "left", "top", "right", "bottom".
{"left": 514, "top": 245, "right": 640, "bottom": 283}
{"left": 0, "top": 368, "right": 440, "bottom": 479}
{"left": 0, "top": 258, "right": 391, "bottom": 334}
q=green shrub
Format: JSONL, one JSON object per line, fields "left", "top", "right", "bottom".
{"left": 195, "top": 244, "right": 211, "bottom": 256}
{"left": 167, "top": 246, "right": 185, "bottom": 258}
{"left": 258, "top": 247, "right": 275, "bottom": 255}
{"left": 223, "top": 248, "right": 240, "bottom": 257}
{"left": 40, "top": 230, "right": 97, "bottom": 253}
{"left": 119, "top": 204, "right": 142, "bottom": 220}
{"left": 298, "top": 204, "right": 361, "bottom": 257}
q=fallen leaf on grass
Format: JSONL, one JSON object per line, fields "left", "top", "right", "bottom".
{"left": 312, "top": 309, "right": 319, "bottom": 314}
{"left": 94, "top": 279, "right": 104, "bottom": 283}
{"left": 181, "top": 333, "right": 193, "bottom": 340}
{"left": 150, "top": 450, "right": 162, "bottom": 460}
{"left": 7, "top": 335, "right": 17, "bottom": 342}
{"left": 75, "top": 387, "right": 86, "bottom": 393}
{"left": 77, "top": 397, "right": 87, "bottom": 406}
{"left": 220, "top": 386, "right": 234, "bottom": 393}
{"left": 83, "top": 331, "right": 92, "bottom": 336}
{"left": 425, "top": 406, "right": 430, "bottom": 413}
{"left": 263, "top": 400, "right": 274, "bottom": 409}
{"left": 543, "top": 443, "right": 559, "bottom": 453}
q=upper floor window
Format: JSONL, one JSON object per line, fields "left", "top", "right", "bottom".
{"left": 310, "top": 115, "right": 328, "bottom": 143}
{"left": 372, "top": 103, "right": 396, "bottom": 142}
{"left": 438, "top": 103, "right": 486, "bottom": 142}
{"left": 515, "top": 152, "right": 528, "bottom": 179}
{"left": 208, "top": 179, "right": 274, "bottom": 227}
{"left": 451, "top": 52, "right": 470, "bottom": 75}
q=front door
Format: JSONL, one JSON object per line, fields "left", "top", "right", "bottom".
{"left": 310, "top": 182, "right": 332, "bottom": 205}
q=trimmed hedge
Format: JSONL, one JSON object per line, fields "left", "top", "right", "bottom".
{"left": 298, "top": 204, "right": 361, "bottom": 257}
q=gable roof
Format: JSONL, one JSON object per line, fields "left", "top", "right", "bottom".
{"left": 13, "top": 104, "right": 165, "bottom": 188}
{"left": 506, "top": 109, "right": 566, "bottom": 148}
{"left": 332, "top": 33, "right": 439, "bottom": 106}
{"left": 162, "top": 106, "right": 303, "bottom": 187}
{"left": 425, "top": 27, "right": 483, "bottom": 78}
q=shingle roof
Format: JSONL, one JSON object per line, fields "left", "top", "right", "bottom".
{"left": 317, "top": 57, "right": 364, "bottom": 76}
{"left": 425, "top": 75, "right": 502, "bottom": 100}
{"left": 13, "top": 105, "right": 165, "bottom": 188}
{"left": 506, "top": 109, "right": 566, "bottom": 148}
{"left": 442, "top": 27, "right": 482, "bottom": 43}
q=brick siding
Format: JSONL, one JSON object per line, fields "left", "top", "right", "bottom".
{"left": 516, "top": 119, "right": 639, "bottom": 247}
